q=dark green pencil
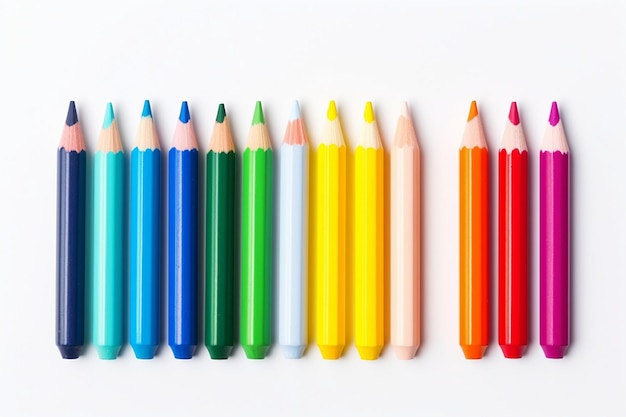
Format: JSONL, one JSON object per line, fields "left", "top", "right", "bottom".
{"left": 205, "top": 104, "right": 236, "bottom": 359}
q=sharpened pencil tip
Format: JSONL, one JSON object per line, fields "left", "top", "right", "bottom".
{"left": 252, "top": 101, "right": 265, "bottom": 125}
{"left": 364, "top": 101, "right": 375, "bottom": 123}
{"left": 142, "top": 100, "right": 152, "bottom": 118}
{"left": 216, "top": 103, "right": 226, "bottom": 123}
{"left": 327, "top": 100, "right": 338, "bottom": 121}
{"left": 66, "top": 101, "right": 78, "bottom": 126}
{"left": 508, "top": 101, "right": 520, "bottom": 125}
{"left": 549, "top": 101, "right": 560, "bottom": 126}
{"left": 103, "top": 102, "right": 115, "bottom": 128}
{"left": 401, "top": 101, "right": 410, "bottom": 118}
{"left": 179, "top": 101, "right": 190, "bottom": 123}
{"left": 467, "top": 100, "right": 478, "bottom": 121}
{"left": 290, "top": 100, "right": 301, "bottom": 121}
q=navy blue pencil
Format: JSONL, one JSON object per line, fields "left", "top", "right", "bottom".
{"left": 56, "top": 101, "right": 86, "bottom": 359}
{"left": 168, "top": 102, "right": 199, "bottom": 359}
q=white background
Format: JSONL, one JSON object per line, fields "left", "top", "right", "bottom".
{"left": 1, "top": 0, "right": 625, "bottom": 416}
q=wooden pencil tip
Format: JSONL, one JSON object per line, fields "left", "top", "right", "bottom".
{"left": 252, "top": 101, "right": 265, "bottom": 125}
{"left": 549, "top": 101, "right": 560, "bottom": 126}
{"left": 508, "top": 101, "right": 520, "bottom": 125}
{"left": 467, "top": 100, "right": 478, "bottom": 121}
{"left": 179, "top": 101, "right": 190, "bottom": 123}
{"left": 66, "top": 101, "right": 78, "bottom": 126}
{"left": 364, "top": 101, "right": 375, "bottom": 123}
{"left": 142, "top": 100, "right": 152, "bottom": 118}
{"left": 216, "top": 103, "right": 226, "bottom": 123}
{"left": 103, "top": 102, "right": 115, "bottom": 128}
{"left": 327, "top": 100, "right": 338, "bottom": 121}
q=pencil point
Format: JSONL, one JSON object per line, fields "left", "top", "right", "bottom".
{"left": 252, "top": 101, "right": 265, "bottom": 125}
{"left": 95, "top": 345, "right": 121, "bottom": 360}
{"left": 393, "top": 346, "right": 418, "bottom": 360}
{"left": 66, "top": 101, "right": 78, "bottom": 126}
{"left": 242, "top": 344, "right": 269, "bottom": 359}
{"left": 318, "top": 345, "right": 344, "bottom": 360}
{"left": 132, "top": 344, "right": 157, "bottom": 360}
{"left": 103, "top": 102, "right": 115, "bottom": 128}
{"left": 467, "top": 100, "right": 479, "bottom": 121}
{"left": 281, "top": 345, "right": 306, "bottom": 359}
{"left": 171, "top": 345, "right": 196, "bottom": 359}
{"left": 216, "top": 103, "right": 226, "bottom": 123}
{"left": 290, "top": 100, "right": 301, "bottom": 121}
{"left": 141, "top": 100, "right": 152, "bottom": 118}
{"left": 549, "top": 101, "right": 560, "bottom": 126}
{"left": 364, "top": 101, "right": 375, "bottom": 123}
{"left": 508, "top": 101, "right": 520, "bottom": 125}
{"left": 401, "top": 101, "right": 410, "bottom": 118}
{"left": 327, "top": 100, "right": 338, "bottom": 121}
{"left": 356, "top": 345, "right": 382, "bottom": 360}
{"left": 461, "top": 345, "right": 486, "bottom": 359}
{"left": 179, "top": 101, "right": 190, "bottom": 123}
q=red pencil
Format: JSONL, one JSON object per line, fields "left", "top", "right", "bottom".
{"left": 497, "top": 102, "right": 528, "bottom": 358}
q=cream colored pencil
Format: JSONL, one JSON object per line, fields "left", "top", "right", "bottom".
{"left": 390, "top": 102, "right": 420, "bottom": 359}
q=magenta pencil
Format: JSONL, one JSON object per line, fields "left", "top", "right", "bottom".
{"left": 539, "top": 101, "right": 570, "bottom": 359}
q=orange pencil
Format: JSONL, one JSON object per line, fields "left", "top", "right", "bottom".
{"left": 459, "top": 101, "right": 489, "bottom": 359}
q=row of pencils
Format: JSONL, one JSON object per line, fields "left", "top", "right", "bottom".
{"left": 56, "top": 99, "right": 569, "bottom": 361}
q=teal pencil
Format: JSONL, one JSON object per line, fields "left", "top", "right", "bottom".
{"left": 92, "top": 103, "right": 125, "bottom": 359}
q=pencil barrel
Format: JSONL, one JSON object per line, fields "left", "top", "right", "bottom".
{"left": 278, "top": 144, "right": 309, "bottom": 358}
{"left": 56, "top": 149, "right": 86, "bottom": 359}
{"left": 459, "top": 147, "right": 489, "bottom": 359}
{"left": 354, "top": 146, "right": 384, "bottom": 360}
{"left": 498, "top": 149, "right": 528, "bottom": 358}
{"left": 540, "top": 151, "right": 569, "bottom": 358}
{"left": 92, "top": 151, "right": 124, "bottom": 359}
{"left": 130, "top": 148, "right": 161, "bottom": 359}
{"left": 240, "top": 148, "right": 273, "bottom": 359}
{"left": 315, "top": 144, "right": 346, "bottom": 360}
{"left": 168, "top": 149, "right": 199, "bottom": 359}
{"left": 205, "top": 150, "right": 236, "bottom": 359}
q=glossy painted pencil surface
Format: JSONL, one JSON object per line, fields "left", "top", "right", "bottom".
{"left": 205, "top": 104, "right": 236, "bottom": 359}
{"left": 56, "top": 101, "right": 86, "bottom": 359}
{"left": 130, "top": 100, "right": 161, "bottom": 359}
{"left": 168, "top": 101, "right": 199, "bottom": 359}
{"left": 241, "top": 101, "right": 273, "bottom": 359}
{"left": 92, "top": 103, "right": 124, "bottom": 360}
{"left": 354, "top": 102, "right": 384, "bottom": 360}
{"left": 315, "top": 101, "right": 346, "bottom": 360}
{"left": 498, "top": 102, "right": 528, "bottom": 359}
{"left": 540, "top": 102, "right": 570, "bottom": 359}
{"left": 459, "top": 101, "right": 489, "bottom": 359}
{"left": 390, "top": 102, "right": 420, "bottom": 360}
{"left": 278, "top": 101, "right": 309, "bottom": 359}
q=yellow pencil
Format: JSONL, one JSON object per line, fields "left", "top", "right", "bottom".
{"left": 316, "top": 101, "right": 347, "bottom": 360}
{"left": 354, "top": 101, "right": 384, "bottom": 360}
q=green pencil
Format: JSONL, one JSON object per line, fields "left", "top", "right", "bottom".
{"left": 240, "top": 101, "right": 273, "bottom": 359}
{"left": 205, "top": 104, "right": 236, "bottom": 359}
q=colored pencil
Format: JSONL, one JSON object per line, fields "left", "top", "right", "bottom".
{"left": 278, "top": 100, "right": 309, "bottom": 359}
{"left": 390, "top": 102, "right": 420, "bottom": 360}
{"left": 129, "top": 100, "right": 161, "bottom": 359}
{"left": 56, "top": 101, "right": 86, "bottom": 359}
{"left": 354, "top": 101, "right": 384, "bottom": 360}
{"left": 540, "top": 101, "right": 570, "bottom": 359}
{"left": 168, "top": 101, "right": 199, "bottom": 359}
{"left": 241, "top": 101, "right": 273, "bottom": 359}
{"left": 498, "top": 102, "right": 528, "bottom": 358}
{"left": 205, "top": 103, "right": 236, "bottom": 359}
{"left": 315, "top": 100, "right": 346, "bottom": 360}
{"left": 459, "top": 100, "right": 489, "bottom": 359}
{"left": 92, "top": 103, "right": 124, "bottom": 360}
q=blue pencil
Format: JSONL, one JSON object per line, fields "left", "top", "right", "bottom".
{"left": 130, "top": 100, "right": 161, "bottom": 359}
{"left": 168, "top": 101, "right": 199, "bottom": 359}
{"left": 56, "top": 101, "right": 86, "bottom": 359}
